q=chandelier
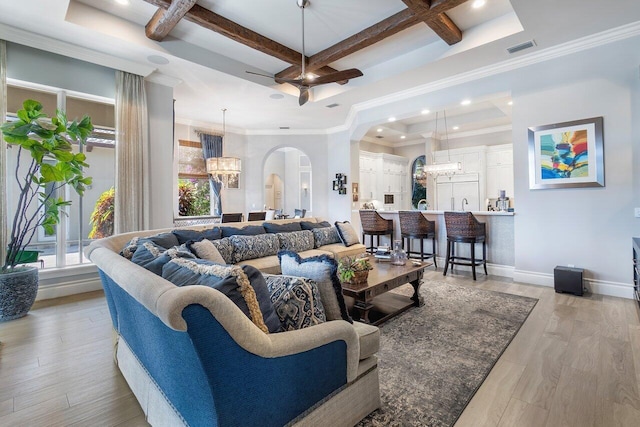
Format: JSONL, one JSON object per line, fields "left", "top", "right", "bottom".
{"left": 422, "top": 110, "right": 461, "bottom": 177}
{"left": 206, "top": 108, "right": 242, "bottom": 175}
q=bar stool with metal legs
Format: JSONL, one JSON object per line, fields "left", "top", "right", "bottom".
{"left": 359, "top": 210, "right": 394, "bottom": 254}
{"left": 398, "top": 211, "right": 437, "bottom": 267}
{"left": 443, "top": 211, "right": 487, "bottom": 280}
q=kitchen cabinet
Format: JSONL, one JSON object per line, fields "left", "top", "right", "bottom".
{"left": 436, "top": 174, "right": 480, "bottom": 211}
{"left": 486, "top": 145, "right": 514, "bottom": 201}
{"left": 359, "top": 151, "right": 408, "bottom": 210}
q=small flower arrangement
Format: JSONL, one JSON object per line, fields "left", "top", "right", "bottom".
{"left": 338, "top": 255, "right": 373, "bottom": 285}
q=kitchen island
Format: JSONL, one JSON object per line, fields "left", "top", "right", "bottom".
{"left": 350, "top": 210, "right": 515, "bottom": 278}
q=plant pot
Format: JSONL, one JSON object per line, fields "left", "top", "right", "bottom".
{"left": 345, "top": 270, "right": 369, "bottom": 286}
{"left": 0, "top": 266, "right": 39, "bottom": 321}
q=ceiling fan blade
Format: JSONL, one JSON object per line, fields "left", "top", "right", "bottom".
{"left": 299, "top": 87, "right": 310, "bottom": 106}
{"left": 245, "top": 71, "right": 275, "bottom": 79}
{"left": 275, "top": 76, "right": 304, "bottom": 86}
{"left": 307, "top": 68, "right": 363, "bottom": 86}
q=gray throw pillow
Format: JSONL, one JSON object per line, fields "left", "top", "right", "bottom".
{"left": 334, "top": 221, "right": 360, "bottom": 247}
{"left": 312, "top": 227, "right": 341, "bottom": 248}
{"left": 278, "top": 251, "right": 352, "bottom": 323}
{"left": 188, "top": 239, "right": 226, "bottom": 264}
{"left": 130, "top": 241, "right": 195, "bottom": 276}
{"left": 277, "top": 230, "right": 315, "bottom": 252}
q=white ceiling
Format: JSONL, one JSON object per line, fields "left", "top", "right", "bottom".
{"left": 1, "top": 0, "right": 639, "bottom": 134}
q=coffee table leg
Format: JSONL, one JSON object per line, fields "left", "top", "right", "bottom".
{"left": 353, "top": 300, "right": 374, "bottom": 324}
{"left": 410, "top": 272, "right": 424, "bottom": 307}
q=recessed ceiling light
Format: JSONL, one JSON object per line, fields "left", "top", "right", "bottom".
{"left": 453, "top": 126, "right": 460, "bottom": 130}
{"left": 269, "top": 94, "right": 285, "bottom": 99}
{"left": 460, "top": 99, "right": 471, "bottom": 106}
{"left": 147, "top": 55, "right": 169, "bottom": 65}
{"left": 388, "top": 117, "right": 396, "bottom": 122}
{"left": 508, "top": 101, "right": 513, "bottom": 106}
{"left": 400, "top": 135, "right": 406, "bottom": 139}
{"left": 377, "top": 128, "right": 383, "bottom": 132}
{"left": 115, "top": 0, "right": 130, "bottom": 5}
{"left": 472, "top": 0, "right": 486, "bottom": 9}
{"left": 421, "top": 109, "right": 430, "bottom": 115}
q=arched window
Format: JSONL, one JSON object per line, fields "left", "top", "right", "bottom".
{"left": 411, "top": 155, "right": 427, "bottom": 209}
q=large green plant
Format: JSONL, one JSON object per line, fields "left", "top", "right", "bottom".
{"left": 1, "top": 99, "right": 93, "bottom": 272}
{"left": 88, "top": 187, "right": 114, "bottom": 239}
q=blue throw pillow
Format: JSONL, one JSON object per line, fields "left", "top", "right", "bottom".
{"left": 210, "top": 237, "right": 234, "bottom": 264}
{"left": 162, "top": 259, "right": 282, "bottom": 334}
{"left": 119, "top": 232, "right": 180, "bottom": 259}
{"left": 130, "top": 241, "right": 196, "bottom": 276}
{"left": 229, "top": 234, "right": 280, "bottom": 263}
{"left": 263, "top": 222, "right": 302, "bottom": 233}
{"left": 264, "top": 274, "right": 326, "bottom": 331}
{"left": 312, "top": 227, "right": 342, "bottom": 248}
{"left": 277, "top": 230, "right": 315, "bottom": 252}
{"left": 172, "top": 227, "right": 222, "bottom": 244}
{"left": 300, "top": 221, "right": 331, "bottom": 230}
{"left": 278, "top": 251, "right": 352, "bottom": 323}
{"left": 221, "top": 225, "right": 266, "bottom": 237}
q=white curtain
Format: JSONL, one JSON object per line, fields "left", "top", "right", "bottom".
{"left": 0, "top": 41, "right": 7, "bottom": 266}
{"left": 114, "top": 71, "right": 149, "bottom": 233}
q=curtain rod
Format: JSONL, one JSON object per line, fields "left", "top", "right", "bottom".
{"left": 194, "top": 129, "right": 223, "bottom": 137}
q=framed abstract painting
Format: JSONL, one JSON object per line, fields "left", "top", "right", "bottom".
{"left": 528, "top": 116, "right": 604, "bottom": 189}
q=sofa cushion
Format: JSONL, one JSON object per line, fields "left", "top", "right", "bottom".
{"left": 221, "top": 225, "right": 266, "bottom": 238}
{"left": 263, "top": 222, "right": 302, "bottom": 234}
{"left": 239, "top": 249, "right": 333, "bottom": 275}
{"left": 209, "top": 237, "right": 234, "bottom": 264}
{"left": 230, "top": 233, "right": 280, "bottom": 263}
{"left": 312, "top": 227, "right": 341, "bottom": 248}
{"left": 278, "top": 251, "right": 352, "bottom": 323}
{"left": 188, "top": 239, "right": 226, "bottom": 264}
{"left": 162, "top": 259, "right": 282, "bottom": 333}
{"left": 317, "top": 243, "right": 367, "bottom": 260}
{"left": 264, "top": 274, "right": 326, "bottom": 331}
{"left": 277, "top": 230, "right": 315, "bottom": 252}
{"left": 300, "top": 221, "right": 331, "bottom": 230}
{"left": 335, "top": 221, "right": 360, "bottom": 247}
{"left": 172, "top": 227, "right": 222, "bottom": 244}
{"left": 130, "top": 242, "right": 196, "bottom": 275}
{"left": 352, "top": 321, "right": 380, "bottom": 360}
{"left": 119, "top": 232, "right": 180, "bottom": 259}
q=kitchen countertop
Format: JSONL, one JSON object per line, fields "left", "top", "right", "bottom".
{"left": 353, "top": 210, "right": 514, "bottom": 216}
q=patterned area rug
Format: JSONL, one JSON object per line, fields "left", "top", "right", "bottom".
{"left": 357, "top": 281, "right": 537, "bottom": 427}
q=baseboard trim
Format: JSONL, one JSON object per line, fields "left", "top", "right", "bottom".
{"left": 513, "top": 269, "right": 634, "bottom": 299}
{"left": 435, "top": 256, "right": 514, "bottom": 278}
{"left": 36, "top": 275, "right": 103, "bottom": 301}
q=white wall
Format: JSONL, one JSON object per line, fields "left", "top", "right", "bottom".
{"left": 326, "top": 131, "right": 353, "bottom": 223}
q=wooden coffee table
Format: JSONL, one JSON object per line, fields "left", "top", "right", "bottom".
{"left": 341, "top": 258, "right": 430, "bottom": 325}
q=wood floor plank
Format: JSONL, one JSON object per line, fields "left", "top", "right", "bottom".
{"left": 629, "top": 325, "right": 640, "bottom": 387}
{"left": 601, "top": 297, "right": 631, "bottom": 342}
{"left": 0, "top": 394, "right": 69, "bottom": 425}
{"left": 542, "top": 304, "right": 577, "bottom": 342}
{"left": 597, "top": 336, "right": 640, "bottom": 409}
{"left": 545, "top": 365, "right": 598, "bottom": 427}
{"left": 0, "top": 398, "right": 13, "bottom": 417}
{"left": 564, "top": 319, "right": 601, "bottom": 373}
{"left": 497, "top": 397, "right": 549, "bottom": 427}
{"left": 512, "top": 346, "right": 564, "bottom": 409}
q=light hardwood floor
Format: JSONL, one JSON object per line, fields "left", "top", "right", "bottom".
{"left": 1, "top": 270, "right": 639, "bottom": 426}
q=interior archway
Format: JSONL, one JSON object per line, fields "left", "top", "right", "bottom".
{"left": 263, "top": 147, "right": 312, "bottom": 217}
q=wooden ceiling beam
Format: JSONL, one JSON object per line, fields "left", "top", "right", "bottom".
{"left": 142, "top": 0, "right": 341, "bottom": 77}
{"left": 145, "top": 0, "right": 197, "bottom": 41}
{"left": 402, "top": 0, "right": 466, "bottom": 45}
{"left": 276, "top": 9, "right": 420, "bottom": 80}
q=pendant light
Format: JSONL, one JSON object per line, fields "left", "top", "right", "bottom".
{"left": 206, "top": 108, "right": 242, "bottom": 175}
{"left": 422, "top": 110, "right": 461, "bottom": 176}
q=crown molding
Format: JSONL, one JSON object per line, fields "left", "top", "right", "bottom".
{"left": 0, "top": 23, "right": 156, "bottom": 77}
{"left": 447, "top": 124, "right": 512, "bottom": 140}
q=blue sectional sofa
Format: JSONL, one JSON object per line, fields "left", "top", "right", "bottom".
{"left": 85, "top": 217, "right": 380, "bottom": 426}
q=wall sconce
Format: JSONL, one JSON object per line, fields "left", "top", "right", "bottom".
{"left": 333, "top": 173, "right": 347, "bottom": 194}
{"left": 302, "top": 184, "right": 308, "bottom": 196}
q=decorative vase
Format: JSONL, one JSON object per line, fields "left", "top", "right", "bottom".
{"left": 391, "top": 240, "right": 407, "bottom": 266}
{"left": 0, "top": 266, "right": 39, "bottom": 321}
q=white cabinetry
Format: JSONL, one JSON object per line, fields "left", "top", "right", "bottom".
{"left": 359, "top": 151, "right": 408, "bottom": 210}
{"left": 359, "top": 153, "right": 378, "bottom": 201}
{"left": 436, "top": 174, "right": 480, "bottom": 211}
{"left": 486, "top": 145, "right": 514, "bottom": 201}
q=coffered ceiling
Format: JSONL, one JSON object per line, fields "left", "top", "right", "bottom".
{"left": 0, "top": 0, "right": 639, "bottom": 133}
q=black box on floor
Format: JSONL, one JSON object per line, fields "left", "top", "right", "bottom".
{"left": 554, "top": 266, "right": 584, "bottom": 296}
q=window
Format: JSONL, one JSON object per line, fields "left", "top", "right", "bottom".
{"left": 411, "top": 155, "right": 427, "bottom": 209}
{"left": 6, "top": 84, "right": 115, "bottom": 269}
{"left": 177, "top": 140, "right": 211, "bottom": 216}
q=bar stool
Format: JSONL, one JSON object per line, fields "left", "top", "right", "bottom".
{"left": 359, "top": 210, "right": 394, "bottom": 254}
{"left": 398, "top": 211, "right": 437, "bottom": 267}
{"left": 443, "top": 211, "right": 487, "bottom": 280}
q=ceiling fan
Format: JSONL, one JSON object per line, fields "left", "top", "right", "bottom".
{"left": 247, "top": 0, "right": 363, "bottom": 105}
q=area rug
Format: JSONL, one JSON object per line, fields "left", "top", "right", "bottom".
{"left": 357, "top": 281, "right": 537, "bottom": 427}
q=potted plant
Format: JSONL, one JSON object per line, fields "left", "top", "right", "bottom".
{"left": 0, "top": 99, "right": 92, "bottom": 321}
{"left": 337, "top": 255, "right": 373, "bottom": 285}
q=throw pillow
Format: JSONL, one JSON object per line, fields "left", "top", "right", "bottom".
{"left": 229, "top": 234, "right": 280, "bottom": 263}
{"left": 277, "top": 230, "right": 314, "bottom": 252}
{"left": 278, "top": 251, "right": 352, "bottom": 323}
{"left": 312, "top": 227, "right": 342, "bottom": 248}
{"left": 188, "top": 239, "right": 226, "bottom": 264}
{"left": 300, "top": 221, "right": 331, "bottom": 230}
{"left": 120, "top": 232, "right": 180, "bottom": 259}
{"left": 210, "top": 237, "right": 234, "bottom": 264}
{"left": 263, "top": 222, "right": 302, "bottom": 233}
{"left": 130, "top": 241, "right": 195, "bottom": 276}
{"left": 221, "top": 225, "right": 266, "bottom": 238}
{"left": 172, "top": 227, "right": 222, "bottom": 244}
{"left": 162, "top": 259, "right": 282, "bottom": 334}
{"left": 335, "top": 221, "right": 360, "bottom": 247}
{"left": 264, "top": 274, "right": 326, "bottom": 331}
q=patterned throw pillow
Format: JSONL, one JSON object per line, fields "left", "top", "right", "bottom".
{"left": 229, "top": 234, "right": 280, "bottom": 263}
{"left": 130, "top": 241, "right": 196, "bottom": 275}
{"left": 312, "top": 227, "right": 341, "bottom": 248}
{"left": 278, "top": 251, "right": 352, "bottom": 323}
{"left": 335, "top": 221, "right": 360, "bottom": 247}
{"left": 277, "top": 230, "right": 314, "bottom": 252}
{"left": 264, "top": 274, "right": 326, "bottom": 331}
{"left": 210, "top": 237, "right": 234, "bottom": 264}
{"left": 120, "top": 232, "right": 180, "bottom": 259}
{"left": 162, "top": 259, "right": 282, "bottom": 334}
{"left": 188, "top": 239, "right": 226, "bottom": 264}
{"left": 172, "top": 227, "right": 222, "bottom": 244}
